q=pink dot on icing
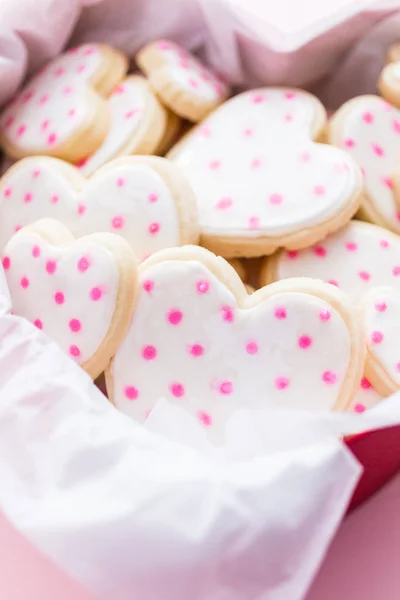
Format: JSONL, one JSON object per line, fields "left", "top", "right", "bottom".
{"left": 298, "top": 335, "right": 312, "bottom": 349}
{"left": 299, "top": 151, "right": 311, "bottom": 162}
{"left": 34, "top": 319, "right": 43, "bottom": 330}
{"left": 393, "top": 119, "right": 400, "bottom": 134}
{"left": 380, "top": 239, "right": 389, "bottom": 248}
{"left": 248, "top": 216, "right": 260, "bottom": 229}
{"left": 167, "top": 309, "right": 183, "bottom": 325}
{"left": 143, "top": 279, "right": 154, "bottom": 293}
{"left": 275, "top": 377, "right": 289, "bottom": 390}
{"left": 275, "top": 306, "right": 287, "bottom": 319}
{"left": 362, "top": 111, "right": 374, "bottom": 123}
{"left": 47, "top": 133, "right": 57, "bottom": 145}
{"left": 287, "top": 250, "right": 298, "bottom": 260}
{"left": 4, "top": 115, "right": 14, "bottom": 128}
{"left": 32, "top": 245, "right": 41, "bottom": 258}
{"left": 371, "top": 330, "right": 383, "bottom": 344}
{"left": 77, "top": 204, "right": 86, "bottom": 215}
{"left": 4, "top": 187, "right": 12, "bottom": 198}
{"left": 188, "top": 78, "right": 199, "bottom": 89}
{"left": 345, "top": 242, "right": 357, "bottom": 251}
{"left": 14, "top": 225, "right": 21, "bottom": 233}
{"left": 117, "top": 177, "right": 125, "bottom": 187}
{"left": 243, "top": 127, "right": 253, "bottom": 136}
{"left": 284, "top": 91, "right": 296, "bottom": 99}
{"left": 51, "top": 194, "right": 59, "bottom": 204}
{"left": 221, "top": 305, "right": 234, "bottom": 322}
{"left": 313, "top": 185, "right": 326, "bottom": 196}
{"left": 393, "top": 266, "right": 400, "bottom": 276}
{"left": 327, "top": 279, "right": 339, "bottom": 287}
{"left": 252, "top": 94, "right": 265, "bottom": 103}
{"left": 77, "top": 64, "right": 86, "bottom": 73}
{"left": 251, "top": 158, "right": 262, "bottom": 168}
{"left": 68, "top": 109, "right": 76, "bottom": 118}
{"left": 39, "top": 94, "right": 49, "bottom": 105}
{"left": 142, "top": 345, "right": 157, "bottom": 360}
{"left": 124, "top": 386, "right": 139, "bottom": 400}
{"left": 246, "top": 341, "right": 258, "bottom": 355}
{"left": 111, "top": 216, "right": 124, "bottom": 229}
{"left": 319, "top": 310, "right": 331, "bottom": 321}
{"left": 148, "top": 222, "right": 160, "bottom": 235}
{"left": 46, "top": 260, "right": 57, "bottom": 275}
{"left": 2, "top": 256, "right": 10, "bottom": 270}
{"left": 54, "top": 292, "right": 64, "bottom": 305}
{"left": 63, "top": 86, "right": 73, "bottom": 95}
{"left": 198, "top": 411, "right": 212, "bottom": 426}
{"left": 69, "top": 345, "right": 81, "bottom": 358}
{"left": 41, "top": 119, "right": 50, "bottom": 131}
{"left": 313, "top": 245, "right": 326, "bottom": 257}
{"left": 219, "top": 381, "right": 233, "bottom": 395}
{"left": 382, "top": 177, "right": 393, "bottom": 190}
{"left": 358, "top": 270, "right": 370, "bottom": 281}
{"left": 216, "top": 197, "right": 233, "bottom": 210}
{"left": 69, "top": 319, "right": 81, "bottom": 332}
{"left": 170, "top": 382, "right": 185, "bottom": 397}
{"left": 90, "top": 287, "right": 103, "bottom": 301}
{"left": 372, "top": 143, "right": 384, "bottom": 157}
{"left": 361, "top": 377, "right": 372, "bottom": 389}
{"left": 24, "top": 192, "right": 32, "bottom": 203}
{"left": 344, "top": 138, "right": 355, "bottom": 148}
{"left": 77, "top": 256, "right": 91, "bottom": 272}
{"left": 148, "top": 192, "right": 158, "bottom": 203}
{"left": 396, "top": 363, "right": 400, "bottom": 373}
{"left": 196, "top": 280, "right": 209, "bottom": 294}
{"left": 269, "top": 193, "right": 283, "bottom": 205}
{"left": 354, "top": 403, "right": 366, "bottom": 414}
{"left": 190, "top": 344, "right": 204, "bottom": 357}
{"left": 20, "top": 276, "right": 29, "bottom": 289}
{"left": 209, "top": 159, "right": 221, "bottom": 170}
{"left": 322, "top": 370, "right": 337, "bottom": 384}
{"left": 284, "top": 113, "right": 293, "bottom": 122}
{"left": 55, "top": 67, "right": 64, "bottom": 77}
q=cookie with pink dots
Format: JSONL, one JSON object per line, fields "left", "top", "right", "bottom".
{"left": 0, "top": 43, "right": 128, "bottom": 162}
{"left": 136, "top": 40, "right": 230, "bottom": 122}
{"left": 262, "top": 221, "right": 400, "bottom": 301}
{"left": 78, "top": 76, "right": 169, "bottom": 176}
{"left": 2, "top": 219, "right": 137, "bottom": 378}
{"left": 0, "top": 155, "right": 199, "bottom": 261}
{"left": 106, "top": 246, "right": 365, "bottom": 441}
{"left": 328, "top": 95, "right": 400, "bottom": 232}
{"left": 168, "top": 88, "right": 363, "bottom": 258}
{"left": 361, "top": 286, "right": 400, "bottom": 396}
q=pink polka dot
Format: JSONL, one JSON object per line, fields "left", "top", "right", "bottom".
{"left": 396, "top": 363, "right": 400, "bottom": 373}
{"left": 170, "top": 382, "right": 185, "bottom": 397}
{"left": 69, "top": 345, "right": 81, "bottom": 358}
{"left": 361, "top": 377, "right": 372, "bottom": 389}
{"left": 345, "top": 242, "right": 357, "bottom": 251}
{"left": 39, "top": 94, "right": 49, "bottom": 105}
{"left": 24, "top": 192, "right": 32, "bottom": 203}
{"left": 142, "top": 345, "right": 157, "bottom": 360}
{"left": 284, "top": 92, "right": 296, "bottom": 100}
{"left": 148, "top": 222, "right": 160, "bottom": 235}
{"left": 371, "top": 330, "right": 383, "bottom": 344}
{"left": 124, "top": 386, "right": 139, "bottom": 400}
{"left": 16, "top": 125, "right": 26, "bottom": 137}
{"left": 274, "top": 306, "right": 287, "bottom": 319}
{"left": 33, "top": 169, "right": 42, "bottom": 178}
{"left": 216, "top": 197, "right": 233, "bottom": 210}
{"left": 362, "top": 111, "right": 374, "bottom": 124}
{"left": 4, "top": 187, "right": 12, "bottom": 198}
{"left": 327, "top": 279, "right": 339, "bottom": 287}
{"left": 393, "top": 119, "right": 400, "bottom": 134}
{"left": 167, "top": 309, "right": 183, "bottom": 325}
{"left": 358, "top": 270, "right": 371, "bottom": 281}
{"left": 269, "top": 193, "right": 283, "bottom": 205}
{"left": 54, "top": 292, "right": 64, "bottom": 305}
{"left": 189, "top": 344, "right": 204, "bottom": 357}
{"left": 243, "top": 127, "right": 253, "bottom": 136}
{"left": 322, "top": 370, "right": 337, "bottom": 385}
{"left": 248, "top": 216, "right": 260, "bottom": 229}
{"left": 252, "top": 94, "right": 265, "bottom": 103}
{"left": 382, "top": 177, "right": 393, "bottom": 190}
{"left": 188, "top": 78, "right": 199, "bottom": 89}
{"left": 148, "top": 192, "right": 158, "bottom": 203}
{"left": 344, "top": 138, "right": 355, "bottom": 148}
{"left": 63, "top": 86, "right": 73, "bottom": 95}
{"left": 354, "top": 403, "right": 366, "bottom": 414}
{"left": 2, "top": 256, "right": 10, "bottom": 270}
{"left": 251, "top": 158, "right": 262, "bottom": 169}
{"left": 69, "top": 319, "right": 81, "bottom": 332}
{"left": 198, "top": 411, "right": 212, "bottom": 427}
{"left": 372, "top": 143, "right": 384, "bottom": 157}
{"left": 20, "top": 276, "right": 29, "bottom": 289}
{"left": 299, "top": 151, "right": 311, "bottom": 162}
{"left": 313, "top": 185, "right": 326, "bottom": 196}
{"left": 116, "top": 177, "right": 125, "bottom": 187}
{"left": 221, "top": 306, "right": 234, "bottom": 322}
{"left": 3, "top": 115, "right": 14, "bottom": 129}
{"left": 46, "top": 260, "right": 57, "bottom": 275}
{"left": 143, "top": 279, "right": 154, "bottom": 293}
{"left": 209, "top": 159, "right": 221, "bottom": 170}
{"left": 32, "top": 245, "right": 41, "bottom": 258}
{"left": 246, "top": 341, "right": 258, "bottom": 355}
{"left": 90, "top": 287, "right": 103, "bottom": 301}
{"left": 47, "top": 133, "right": 57, "bottom": 145}
{"left": 34, "top": 319, "right": 43, "bottom": 330}
{"left": 54, "top": 67, "right": 65, "bottom": 77}
{"left": 77, "top": 64, "right": 86, "bottom": 73}
{"left": 14, "top": 225, "right": 21, "bottom": 233}
{"left": 41, "top": 120, "right": 50, "bottom": 131}
{"left": 77, "top": 256, "right": 91, "bottom": 272}
{"left": 51, "top": 194, "right": 59, "bottom": 204}
{"left": 68, "top": 109, "right": 76, "bottom": 118}
{"left": 298, "top": 335, "right": 312, "bottom": 349}
{"left": 284, "top": 113, "right": 293, "bottom": 122}
{"left": 275, "top": 377, "right": 290, "bottom": 390}
{"left": 319, "top": 310, "right": 331, "bottom": 321}
{"left": 125, "top": 109, "right": 139, "bottom": 119}
{"left": 111, "top": 216, "right": 124, "bottom": 229}
{"left": 393, "top": 266, "right": 400, "bottom": 276}
{"left": 313, "top": 245, "right": 326, "bottom": 257}
{"left": 219, "top": 381, "right": 233, "bottom": 395}
{"left": 77, "top": 204, "right": 86, "bottom": 215}
{"left": 287, "top": 250, "right": 298, "bottom": 260}
{"left": 196, "top": 280, "right": 209, "bottom": 294}
{"left": 375, "top": 301, "right": 387, "bottom": 312}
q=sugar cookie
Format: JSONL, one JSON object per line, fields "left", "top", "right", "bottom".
{"left": 0, "top": 155, "right": 199, "bottom": 261}
{"left": 0, "top": 44, "right": 128, "bottom": 161}
{"left": 263, "top": 220, "right": 400, "bottom": 301}
{"left": 328, "top": 95, "right": 400, "bottom": 232}
{"left": 348, "top": 376, "right": 383, "bottom": 414}
{"left": 155, "top": 109, "right": 182, "bottom": 156}
{"left": 78, "top": 76, "right": 168, "bottom": 176}
{"left": 2, "top": 219, "right": 137, "bottom": 378}
{"left": 168, "top": 88, "right": 363, "bottom": 258}
{"left": 136, "top": 40, "right": 229, "bottom": 122}
{"left": 106, "top": 246, "right": 365, "bottom": 441}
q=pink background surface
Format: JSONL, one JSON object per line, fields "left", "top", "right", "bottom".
{"left": 0, "top": 473, "right": 399, "bottom": 599}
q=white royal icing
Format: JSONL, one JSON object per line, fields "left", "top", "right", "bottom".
{"left": 332, "top": 95, "right": 400, "bottom": 231}
{"left": 110, "top": 260, "right": 352, "bottom": 440}
{"left": 0, "top": 45, "right": 104, "bottom": 152}
{"left": 3, "top": 230, "right": 120, "bottom": 364}
{"left": 362, "top": 286, "right": 400, "bottom": 388}
{"left": 348, "top": 376, "right": 383, "bottom": 413}
{"left": 169, "top": 89, "right": 359, "bottom": 238}
{"left": 0, "top": 158, "right": 181, "bottom": 261}
{"left": 274, "top": 221, "right": 400, "bottom": 301}
{"left": 80, "top": 78, "right": 147, "bottom": 176}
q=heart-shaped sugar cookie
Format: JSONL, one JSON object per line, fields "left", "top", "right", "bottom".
{"left": 263, "top": 221, "right": 400, "bottom": 301}
{"left": 328, "top": 95, "right": 400, "bottom": 233}
{"left": 0, "top": 155, "right": 199, "bottom": 261}
{"left": 106, "top": 247, "right": 364, "bottom": 441}
{"left": 3, "top": 219, "right": 137, "bottom": 378}
{"left": 168, "top": 88, "right": 362, "bottom": 258}
{"left": 0, "top": 44, "right": 128, "bottom": 161}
